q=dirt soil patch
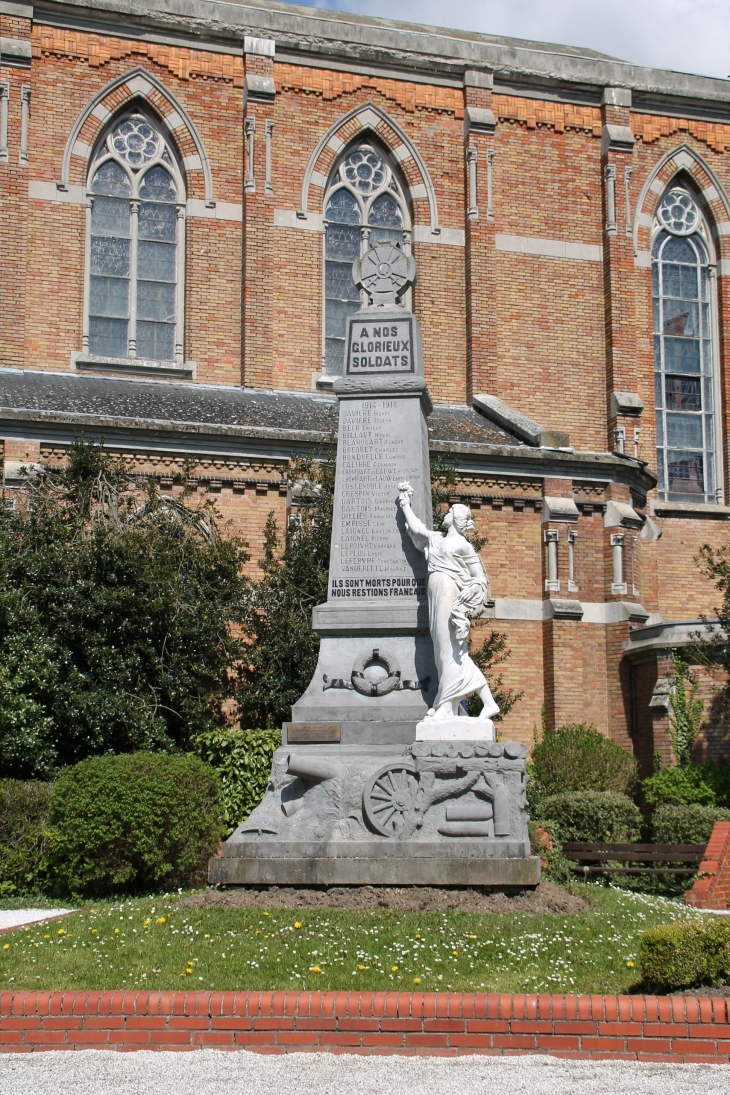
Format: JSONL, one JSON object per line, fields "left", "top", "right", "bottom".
{"left": 178, "top": 881, "right": 588, "bottom": 915}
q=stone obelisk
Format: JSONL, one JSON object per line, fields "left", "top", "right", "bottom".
{"left": 290, "top": 242, "right": 437, "bottom": 741}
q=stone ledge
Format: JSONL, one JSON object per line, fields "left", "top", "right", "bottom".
{"left": 651, "top": 500, "right": 730, "bottom": 519}
{"left": 0, "top": 990, "right": 728, "bottom": 1057}
{"left": 210, "top": 853, "right": 539, "bottom": 886}
{"left": 72, "top": 354, "right": 195, "bottom": 379}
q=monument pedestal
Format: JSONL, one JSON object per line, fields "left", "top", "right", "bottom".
{"left": 212, "top": 739, "right": 539, "bottom": 887}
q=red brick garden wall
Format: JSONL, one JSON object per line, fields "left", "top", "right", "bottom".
{"left": 1, "top": 991, "right": 729, "bottom": 1060}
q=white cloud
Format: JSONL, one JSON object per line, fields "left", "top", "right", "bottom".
{"left": 302, "top": 0, "right": 730, "bottom": 80}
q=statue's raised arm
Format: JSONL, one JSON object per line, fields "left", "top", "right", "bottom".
{"left": 397, "top": 482, "right": 499, "bottom": 733}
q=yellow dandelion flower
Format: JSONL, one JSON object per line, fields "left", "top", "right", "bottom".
{"left": 391, "top": 966, "right": 398, "bottom": 972}
{"left": 91, "top": 929, "right": 97, "bottom": 934}
{"left": 413, "top": 978, "right": 421, "bottom": 985}
{"left": 626, "top": 960, "right": 635, "bottom": 968}
{"left": 294, "top": 921, "right": 302, "bottom": 929}
{"left": 57, "top": 929, "right": 65, "bottom": 935}
{"left": 114, "top": 929, "right": 120, "bottom": 934}
{"left": 310, "top": 966, "right": 322, "bottom": 974}
{"left": 2, "top": 944, "right": 9, "bottom": 951}
{"left": 452, "top": 951, "right": 458, "bottom": 957}
{"left": 156, "top": 917, "right": 166, "bottom": 924}
{"left": 357, "top": 965, "right": 365, "bottom": 971}
{"left": 263, "top": 912, "right": 269, "bottom": 917}
{"left": 415, "top": 934, "right": 421, "bottom": 940}
{"left": 469, "top": 935, "right": 476, "bottom": 940}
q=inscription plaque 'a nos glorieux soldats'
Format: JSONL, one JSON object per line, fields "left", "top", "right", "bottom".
{"left": 212, "top": 243, "right": 538, "bottom": 887}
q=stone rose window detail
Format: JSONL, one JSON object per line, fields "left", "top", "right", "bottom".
{"left": 652, "top": 187, "right": 720, "bottom": 503}
{"left": 323, "top": 142, "right": 410, "bottom": 375}
{"left": 83, "top": 112, "right": 185, "bottom": 364}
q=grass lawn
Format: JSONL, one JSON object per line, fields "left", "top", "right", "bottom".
{"left": 0, "top": 883, "right": 704, "bottom": 996}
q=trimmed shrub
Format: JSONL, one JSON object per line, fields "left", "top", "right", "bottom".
{"left": 192, "top": 728, "right": 281, "bottom": 838}
{"left": 640, "top": 920, "right": 730, "bottom": 990}
{"left": 702, "top": 759, "right": 730, "bottom": 807}
{"left": 642, "top": 765, "right": 717, "bottom": 808}
{"left": 0, "top": 780, "right": 52, "bottom": 895}
{"left": 652, "top": 803, "right": 730, "bottom": 846}
{"left": 46, "top": 753, "right": 222, "bottom": 897}
{"left": 530, "top": 724, "right": 636, "bottom": 807}
{"left": 538, "top": 790, "right": 642, "bottom": 843}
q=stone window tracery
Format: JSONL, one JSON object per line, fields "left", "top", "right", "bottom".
{"left": 84, "top": 111, "right": 185, "bottom": 364}
{"left": 652, "top": 186, "right": 720, "bottom": 503}
{"left": 323, "top": 142, "right": 410, "bottom": 375}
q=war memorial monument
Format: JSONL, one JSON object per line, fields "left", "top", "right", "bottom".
{"left": 211, "top": 245, "right": 539, "bottom": 888}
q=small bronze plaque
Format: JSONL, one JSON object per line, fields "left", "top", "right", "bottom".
{"left": 287, "top": 723, "right": 341, "bottom": 744}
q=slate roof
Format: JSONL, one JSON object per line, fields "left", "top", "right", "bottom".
{"left": 0, "top": 370, "right": 524, "bottom": 448}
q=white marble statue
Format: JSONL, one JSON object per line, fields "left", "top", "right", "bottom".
{"left": 397, "top": 481, "right": 500, "bottom": 726}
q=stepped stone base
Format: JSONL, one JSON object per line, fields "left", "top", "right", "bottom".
{"left": 208, "top": 736, "right": 538, "bottom": 888}
{"left": 210, "top": 846, "right": 540, "bottom": 886}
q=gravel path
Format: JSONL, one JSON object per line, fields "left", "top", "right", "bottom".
{"left": 0, "top": 1050, "right": 727, "bottom": 1094}
{"left": 0, "top": 909, "right": 73, "bottom": 932}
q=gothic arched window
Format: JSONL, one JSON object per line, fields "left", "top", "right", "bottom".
{"left": 84, "top": 112, "right": 185, "bottom": 364}
{"left": 652, "top": 186, "right": 719, "bottom": 503}
{"left": 323, "top": 143, "right": 410, "bottom": 375}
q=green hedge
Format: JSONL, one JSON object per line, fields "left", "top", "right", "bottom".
{"left": 643, "top": 762, "right": 730, "bottom": 809}
{"left": 640, "top": 920, "right": 730, "bottom": 990}
{"left": 538, "top": 790, "right": 642, "bottom": 843}
{"left": 0, "top": 779, "right": 52, "bottom": 895}
{"left": 192, "top": 728, "right": 281, "bottom": 838}
{"left": 46, "top": 753, "right": 223, "bottom": 897}
{"left": 530, "top": 724, "right": 636, "bottom": 807}
{"left": 643, "top": 765, "right": 717, "bottom": 808}
{"left": 652, "top": 803, "right": 730, "bottom": 846}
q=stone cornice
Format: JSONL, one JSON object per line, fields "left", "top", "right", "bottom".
{"left": 32, "top": 0, "right": 730, "bottom": 110}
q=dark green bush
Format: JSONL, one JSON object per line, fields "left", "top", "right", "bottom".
{"left": 640, "top": 920, "right": 730, "bottom": 990}
{"left": 0, "top": 779, "right": 52, "bottom": 894}
{"left": 529, "top": 724, "right": 636, "bottom": 808}
{"left": 46, "top": 754, "right": 222, "bottom": 897}
{"left": 538, "top": 790, "right": 642, "bottom": 843}
{"left": 652, "top": 803, "right": 730, "bottom": 845}
{"left": 192, "top": 728, "right": 281, "bottom": 838}
{"left": 701, "top": 759, "right": 730, "bottom": 807}
{"left": 642, "top": 765, "right": 717, "bottom": 808}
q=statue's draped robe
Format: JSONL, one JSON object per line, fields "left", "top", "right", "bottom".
{"left": 408, "top": 528, "right": 489, "bottom": 709}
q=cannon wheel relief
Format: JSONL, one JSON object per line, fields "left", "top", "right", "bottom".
{"left": 362, "top": 758, "right": 419, "bottom": 837}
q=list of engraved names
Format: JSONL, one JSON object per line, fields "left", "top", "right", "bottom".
{"left": 336, "top": 399, "right": 423, "bottom": 581}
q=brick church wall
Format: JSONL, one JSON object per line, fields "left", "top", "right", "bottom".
{"left": 2, "top": 5, "right": 730, "bottom": 758}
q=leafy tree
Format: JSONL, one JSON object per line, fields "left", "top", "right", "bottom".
{"left": 0, "top": 440, "right": 249, "bottom": 777}
{"left": 236, "top": 450, "right": 335, "bottom": 728}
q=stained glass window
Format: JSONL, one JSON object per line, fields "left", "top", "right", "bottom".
{"left": 87, "top": 113, "right": 183, "bottom": 362}
{"left": 323, "top": 143, "right": 409, "bottom": 374}
{"left": 652, "top": 190, "right": 716, "bottom": 503}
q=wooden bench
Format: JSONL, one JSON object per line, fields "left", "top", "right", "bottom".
{"left": 562, "top": 842, "right": 707, "bottom": 877}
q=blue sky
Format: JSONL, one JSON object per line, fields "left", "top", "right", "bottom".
{"left": 289, "top": 0, "right": 730, "bottom": 81}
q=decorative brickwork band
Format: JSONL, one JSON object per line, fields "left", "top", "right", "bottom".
{"left": 0, "top": 991, "right": 728, "bottom": 1058}
{"left": 686, "top": 820, "right": 730, "bottom": 909}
